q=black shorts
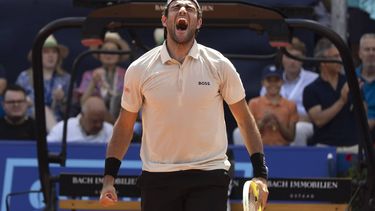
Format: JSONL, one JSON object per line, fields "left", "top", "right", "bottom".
{"left": 136, "top": 169, "right": 231, "bottom": 211}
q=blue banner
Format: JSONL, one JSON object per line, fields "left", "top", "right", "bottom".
{"left": 0, "top": 141, "right": 338, "bottom": 210}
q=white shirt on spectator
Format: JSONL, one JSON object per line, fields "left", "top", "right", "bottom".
{"left": 47, "top": 115, "right": 113, "bottom": 143}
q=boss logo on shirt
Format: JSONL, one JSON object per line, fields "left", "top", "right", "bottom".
{"left": 198, "top": 81, "right": 210, "bottom": 85}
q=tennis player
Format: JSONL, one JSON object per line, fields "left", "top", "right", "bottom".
{"left": 99, "top": 0, "right": 269, "bottom": 210}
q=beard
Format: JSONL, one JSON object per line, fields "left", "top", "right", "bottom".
{"left": 169, "top": 29, "right": 196, "bottom": 44}
{"left": 168, "top": 18, "right": 196, "bottom": 45}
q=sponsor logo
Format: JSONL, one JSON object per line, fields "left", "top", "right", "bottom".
{"left": 198, "top": 81, "right": 210, "bottom": 86}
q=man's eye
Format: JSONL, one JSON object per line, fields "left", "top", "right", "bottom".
{"left": 170, "top": 6, "right": 180, "bottom": 11}
{"left": 186, "top": 7, "right": 196, "bottom": 12}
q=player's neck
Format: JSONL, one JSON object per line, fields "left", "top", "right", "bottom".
{"left": 166, "top": 39, "right": 194, "bottom": 64}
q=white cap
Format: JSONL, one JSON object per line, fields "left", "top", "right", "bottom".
{"left": 166, "top": 0, "right": 200, "bottom": 10}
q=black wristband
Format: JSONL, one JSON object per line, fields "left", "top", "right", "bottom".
{"left": 250, "top": 153, "right": 268, "bottom": 180}
{"left": 104, "top": 157, "right": 122, "bottom": 178}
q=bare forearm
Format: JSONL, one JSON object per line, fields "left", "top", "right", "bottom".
{"left": 100, "top": 109, "right": 138, "bottom": 204}
{"left": 106, "top": 121, "right": 133, "bottom": 160}
{"left": 238, "top": 113, "right": 264, "bottom": 155}
{"left": 229, "top": 99, "right": 264, "bottom": 155}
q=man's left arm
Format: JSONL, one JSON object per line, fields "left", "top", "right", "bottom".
{"left": 228, "top": 98, "right": 269, "bottom": 209}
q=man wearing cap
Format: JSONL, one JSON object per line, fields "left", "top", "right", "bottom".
{"left": 99, "top": 1, "right": 269, "bottom": 210}
{"left": 259, "top": 38, "right": 318, "bottom": 146}
{"left": 247, "top": 65, "right": 298, "bottom": 146}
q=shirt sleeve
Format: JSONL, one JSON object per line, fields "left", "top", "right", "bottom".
{"left": 219, "top": 58, "right": 246, "bottom": 105}
{"left": 121, "top": 65, "right": 143, "bottom": 113}
{"left": 260, "top": 86, "right": 266, "bottom": 96}
{"left": 77, "top": 71, "right": 92, "bottom": 94}
{"left": 47, "top": 122, "right": 63, "bottom": 142}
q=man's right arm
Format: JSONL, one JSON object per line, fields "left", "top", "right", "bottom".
{"left": 100, "top": 108, "right": 138, "bottom": 206}
{"left": 106, "top": 108, "right": 138, "bottom": 160}
{"left": 228, "top": 98, "right": 269, "bottom": 209}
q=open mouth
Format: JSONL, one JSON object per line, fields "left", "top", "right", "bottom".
{"left": 176, "top": 18, "right": 188, "bottom": 30}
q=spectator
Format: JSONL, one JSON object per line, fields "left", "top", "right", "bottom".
{"left": 0, "top": 84, "right": 36, "bottom": 140}
{"left": 16, "top": 35, "right": 71, "bottom": 131}
{"left": 237, "top": 65, "right": 298, "bottom": 146}
{"left": 0, "top": 64, "right": 7, "bottom": 117}
{"left": 260, "top": 37, "right": 318, "bottom": 146}
{"left": 77, "top": 32, "right": 130, "bottom": 122}
{"left": 303, "top": 38, "right": 359, "bottom": 151}
{"left": 233, "top": 65, "right": 298, "bottom": 146}
{"left": 356, "top": 33, "right": 375, "bottom": 139}
{"left": 47, "top": 96, "right": 113, "bottom": 143}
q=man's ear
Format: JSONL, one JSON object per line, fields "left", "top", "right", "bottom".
{"left": 358, "top": 48, "right": 364, "bottom": 61}
{"left": 161, "top": 15, "right": 167, "bottom": 27}
{"left": 196, "top": 18, "right": 202, "bottom": 30}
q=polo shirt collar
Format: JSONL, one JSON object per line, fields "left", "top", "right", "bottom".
{"left": 160, "top": 40, "right": 199, "bottom": 64}
{"left": 189, "top": 40, "right": 199, "bottom": 59}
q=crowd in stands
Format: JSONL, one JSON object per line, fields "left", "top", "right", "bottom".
{"left": 233, "top": 34, "right": 373, "bottom": 153}
{"left": 0, "top": 31, "right": 142, "bottom": 144}
{"left": 0, "top": 1, "right": 374, "bottom": 155}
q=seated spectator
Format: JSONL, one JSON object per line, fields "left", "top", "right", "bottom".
{"left": 303, "top": 38, "right": 359, "bottom": 151}
{"left": 260, "top": 37, "right": 318, "bottom": 146}
{"left": 234, "top": 65, "right": 299, "bottom": 146}
{"left": 0, "top": 84, "right": 36, "bottom": 140}
{"left": 47, "top": 96, "right": 113, "bottom": 143}
{"left": 77, "top": 32, "right": 130, "bottom": 122}
{"left": 0, "top": 64, "right": 7, "bottom": 117}
{"left": 356, "top": 33, "right": 375, "bottom": 142}
{"left": 16, "top": 35, "right": 71, "bottom": 131}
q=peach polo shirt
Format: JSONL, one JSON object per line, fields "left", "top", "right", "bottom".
{"left": 121, "top": 40, "right": 245, "bottom": 172}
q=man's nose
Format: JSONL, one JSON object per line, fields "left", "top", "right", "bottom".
{"left": 178, "top": 6, "right": 187, "bottom": 14}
